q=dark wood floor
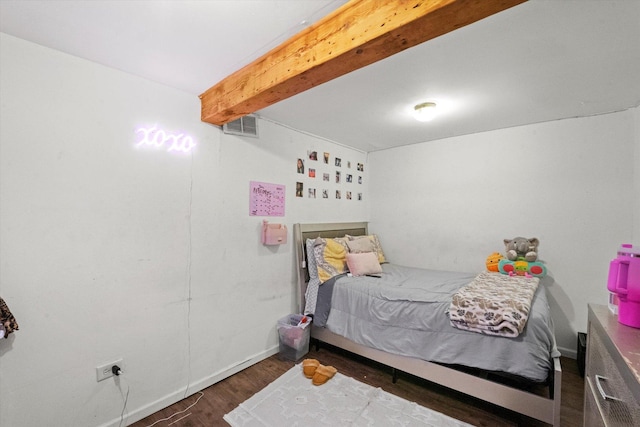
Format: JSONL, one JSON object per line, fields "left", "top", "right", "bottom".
{"left": 130, "top": 343, "right": 584, "bottom": 427}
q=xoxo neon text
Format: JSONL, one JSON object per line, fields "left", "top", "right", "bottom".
{"left": 136, "top": 126, "right": 196, "bottom": 153}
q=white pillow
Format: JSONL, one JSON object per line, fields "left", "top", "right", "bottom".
{"left": 346, "top": 252, "right": 382, "bottom": 276}
{"left": 346, "top": 237, "right": 375, "bottom": 253}
{"left": 346, "top": 234, "right": 387, "bottom": 263}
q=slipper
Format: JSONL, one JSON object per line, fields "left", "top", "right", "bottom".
{"left": 312, "top": 365, "right": 337, "bottom": 385}
{"left": 302, "top": 359, "right": 320, "bottom": 379}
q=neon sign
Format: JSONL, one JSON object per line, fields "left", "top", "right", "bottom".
{"left": 136, "top": 125, "right": 196, "bottom": 153}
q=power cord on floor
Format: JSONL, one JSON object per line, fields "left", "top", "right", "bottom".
{"left": 182, "top": 151, "right": 194, "bottom": 400}
{"left": 142, "top": 152, "right": 199, "bottom": 427}
{"left": 134, "top": 152, "right": 199, "bottom": 427}
{"left": 143, "top": 392, "right": 204, "bottom": 427}
{"left": 112, "top": 365, "right": 129, "bottom": 427}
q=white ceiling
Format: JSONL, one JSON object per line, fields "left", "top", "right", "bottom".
{"left": 1, "top": 0, "right": 639, "bottom": 152}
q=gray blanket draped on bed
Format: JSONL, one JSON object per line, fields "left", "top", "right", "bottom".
{"left": 312, "top": 263, "right": 559, "bottom": 382}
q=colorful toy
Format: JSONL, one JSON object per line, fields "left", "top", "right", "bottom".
{"left": 504, "top": 237, "right": 539, "bottom": 262}
{"left": 499, "top": 258, "right": 547, "bottom": 277}
{"left": 486, "top": 252, "right": 504, "bottom": 272}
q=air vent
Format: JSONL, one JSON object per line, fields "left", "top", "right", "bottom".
{"left": 222, "top": 115, "right": 259, "bottom": 138}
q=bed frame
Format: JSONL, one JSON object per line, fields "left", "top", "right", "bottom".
{"left": 294, "top": 222, "right": 562, "bottom": 426}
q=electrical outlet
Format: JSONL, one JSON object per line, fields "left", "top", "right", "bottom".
{"left": 96, "top": 359, "right": 124, "bottom": 382}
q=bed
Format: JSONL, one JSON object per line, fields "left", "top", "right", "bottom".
{"left": 294, "top": 222, "right": 562, "bottom": 426}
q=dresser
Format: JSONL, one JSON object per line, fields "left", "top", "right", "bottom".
{"left": 584, "top": 304, "right": 640, "bottom": 426}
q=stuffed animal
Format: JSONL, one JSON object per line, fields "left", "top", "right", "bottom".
{"left": 504, "top": 237, "right": 539, "bottom": 262}
{"left": 485, "top": 252, "right": 504, "bottom": 272}
{"left": 498, "top": 258, "right": 547, "bottom": 277}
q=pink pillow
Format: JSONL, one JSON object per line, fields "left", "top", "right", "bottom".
{"left": 346, "top": 252, "right": 382, "bottom": 276}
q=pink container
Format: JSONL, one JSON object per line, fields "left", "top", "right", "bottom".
{"left": 607, "top": 244, "right": 640, "bottom": 328}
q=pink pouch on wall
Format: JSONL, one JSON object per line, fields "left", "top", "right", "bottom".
{"left": 262, "top": 220, "right": 287, "bottom": 245}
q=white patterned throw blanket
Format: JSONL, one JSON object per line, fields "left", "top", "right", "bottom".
{"left": 448, "top": 272, "right": 539, "bottom": 338}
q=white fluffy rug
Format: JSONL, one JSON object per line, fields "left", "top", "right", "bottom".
{"left": 224, "top": 364, "right": 473, "bottom": 427}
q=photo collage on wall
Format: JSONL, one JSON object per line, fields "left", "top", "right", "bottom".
{"left": 296, "top": 150, "right": 364, "bottom": 201}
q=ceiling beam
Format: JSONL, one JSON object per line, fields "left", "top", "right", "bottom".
{"left": 200, "top": 0, "right": 526, "bottom": 126}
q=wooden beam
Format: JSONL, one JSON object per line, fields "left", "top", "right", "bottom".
{"left": 200, "top": 0, "right": 527, "bottom": 126}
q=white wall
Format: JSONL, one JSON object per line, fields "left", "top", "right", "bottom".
{"left": 0, "top": 33, "right": 368, "bottom": 427}
{"left": 2, "top": 29, "right": 638, "bottom": 426}
{"left": 368, "top": 110, "right": 637, "bottom": 355}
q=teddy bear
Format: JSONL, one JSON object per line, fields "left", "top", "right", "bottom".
{"left": 504, "top": 237, "right": 539, "bottom": 262}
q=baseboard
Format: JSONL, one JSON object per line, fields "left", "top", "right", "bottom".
{"left": 97, "top": 345, "right": 279, "bottom": 427}
{"left": 557, "top": 345, "right": 577, "bottom": 360}
{"left": 184, "top": 346, "right": 280, "bottom": 396}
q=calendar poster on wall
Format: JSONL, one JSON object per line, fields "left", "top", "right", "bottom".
{"left": 249, "top": 181, "right": 285, "bottom": 216}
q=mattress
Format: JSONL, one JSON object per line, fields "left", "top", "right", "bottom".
{"left": 313, "top": 263, "right": 560, "bottom": 382}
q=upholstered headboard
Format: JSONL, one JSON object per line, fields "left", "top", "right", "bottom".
{"left": 293, "top": 222, "right": 368, "bottom": 313}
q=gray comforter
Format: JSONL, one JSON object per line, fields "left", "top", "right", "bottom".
{"left": 314, "top": 263, "right": 560, "bottom": 382}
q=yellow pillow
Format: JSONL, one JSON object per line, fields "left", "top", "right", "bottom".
{"left": 313, "top": 237, "right": 349, "bottom": 283}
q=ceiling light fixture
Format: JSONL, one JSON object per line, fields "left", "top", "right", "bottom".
{"left": 413, "top": 101, "right": 437, "bottom": 122}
